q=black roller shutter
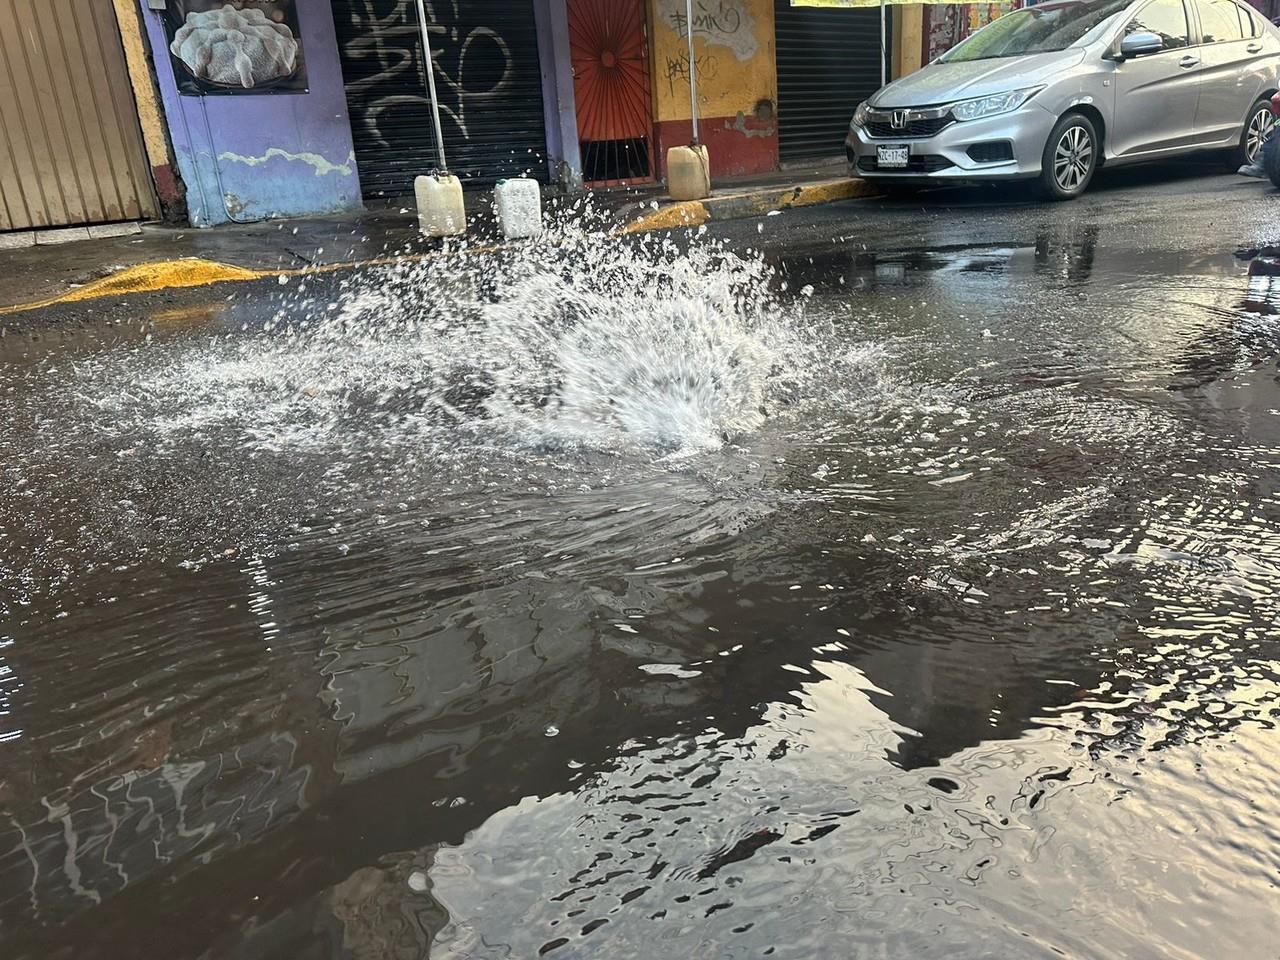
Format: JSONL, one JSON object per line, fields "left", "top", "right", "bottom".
{"left": 332, "top": 0, "right": 548, "bottom": 199}
{"left": 774, "top": 0, "right": 886, "bottom": 162}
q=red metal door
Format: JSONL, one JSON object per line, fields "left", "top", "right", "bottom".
{"left": 567, "top": 0, "right": 654, "bottom": 186}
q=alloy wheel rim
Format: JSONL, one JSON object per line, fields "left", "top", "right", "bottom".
{"left": 1247, "top": 108, "right": 1274, "bottom": 164}
{"left": 1053, "top": 125, "right": 1093, "bottom": 192}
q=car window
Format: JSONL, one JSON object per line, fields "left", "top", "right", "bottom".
{"left": 1125, "top": 0, "right": 1191, "bottom": 48}
{"left": 1237, "top": 3, "right": 1259, "bottom": 36}
{"left": 1196, "top": 0, "right": 1246, "bottom": 40}
{"left": 938, "top": 0, "right": 1132, "bottom": 62}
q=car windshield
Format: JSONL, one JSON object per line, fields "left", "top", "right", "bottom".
{"left": 938, "top": 0, "right": 1133, "bottom": 62}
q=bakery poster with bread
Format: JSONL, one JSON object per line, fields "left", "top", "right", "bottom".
{"left": 165, "top": 1, "right": 308, "bottom": 96}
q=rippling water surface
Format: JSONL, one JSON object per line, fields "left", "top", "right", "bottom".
{"left": 2, "top": 217, "right": 1280, "bottom": 959}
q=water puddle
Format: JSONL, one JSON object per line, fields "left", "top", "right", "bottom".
{"left": 3, "top": 213, "right": 1280, "bottom": 959}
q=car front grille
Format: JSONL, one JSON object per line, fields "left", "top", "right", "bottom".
{"left": 857, "top": 155, "right": 954, "bottom": 174}
{"left": 865, "top": 115, "right": 955, "bottom": 139}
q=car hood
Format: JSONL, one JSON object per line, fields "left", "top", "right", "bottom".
{"left": 870, "top": 49, "right": 1085, "bottom": 108}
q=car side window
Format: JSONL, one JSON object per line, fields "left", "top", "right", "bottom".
{"left": 1237, "top": 3, "right": 1259, "bottom": 37}
{"left": 1196, "top": 0, "right": 1246, "bottom": 41}
{"left": 1125, "top": 0, "right": 1191, "bottom": 48}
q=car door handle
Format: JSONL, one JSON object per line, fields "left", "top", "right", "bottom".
{"left": 1248, "top": 42, "right": 1263, "bottom": 53}
{"left": 1179, "top": 55, "right": 1200, "bottom": 68}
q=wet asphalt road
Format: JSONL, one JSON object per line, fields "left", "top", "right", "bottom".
{"left": 3, "top": 159, "right": 1280, "bottom": 959}
{"left": 726, "top": 156, "right": 1279, "bottom": 258}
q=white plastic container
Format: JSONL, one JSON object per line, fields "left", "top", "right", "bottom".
{"left": 494, "top": 177, "right": 543, "bottom": 239}
{"left": 415, "top": 173, "right": 466, "bottom": 237}
{"left": 666, "top": 145, "right": 711, "bottom": 201}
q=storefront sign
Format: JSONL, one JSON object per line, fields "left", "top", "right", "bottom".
{"left": 164, "top": 1, "right": 308, "bottom": 96}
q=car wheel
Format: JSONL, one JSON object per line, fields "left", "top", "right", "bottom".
{"left": 1039, "top": 113, "right": 1098, "bottom": 200}
{"left": 1230, "top": 99, "right": 1275, "bottom": 169}
{"left": 1266, "top": 133, "right": 1280, "bottom": 188}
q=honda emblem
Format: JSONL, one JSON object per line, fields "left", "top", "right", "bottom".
{"left": 891, "top": 110, "right": 909, "bottom": 130}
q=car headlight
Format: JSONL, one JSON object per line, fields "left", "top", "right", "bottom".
{"left": 950, "top": 87, "right": 1042, "bottom": 122}
{"left": 852, "top": 101, "right": 872, "bottom": 128}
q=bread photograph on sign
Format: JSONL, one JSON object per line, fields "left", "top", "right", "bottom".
{"left": 164, "top": 1, "right": 309, "bottom": 96}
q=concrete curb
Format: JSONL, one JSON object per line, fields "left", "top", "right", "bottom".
{"left": 0, "top": 178, "right": 877, "bottom": 315}
{"left": 621, "top": 177, "right": 879, "bottom": 234}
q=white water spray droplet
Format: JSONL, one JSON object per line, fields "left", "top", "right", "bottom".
{"left": 545, "top": 725, "right": 560, "bottom": 737}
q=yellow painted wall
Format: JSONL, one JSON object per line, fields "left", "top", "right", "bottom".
{"left": 110, "top": 0, "right": 172, "bottom": 173}
{"left": 892, "top": 4, "right": 925, "bottom": 79}
{"left": 648, "top": 0, "right": 777, "bottom": 122}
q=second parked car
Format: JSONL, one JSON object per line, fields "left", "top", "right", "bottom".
{"left": 846, "top": 0, "right": 1280, "bottom": 198}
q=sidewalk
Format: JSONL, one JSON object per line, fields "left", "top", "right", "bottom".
{"left": 0, "top": 160, "right": 872, "bottom": 314}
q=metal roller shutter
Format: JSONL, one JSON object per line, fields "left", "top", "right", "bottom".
{"left": 0, "top": 0, "right": 157, "bottom": 230}
{"left": 774, "top": 0, "right": 886, "bottom": 162}
{"left": 331, "top": 0, "right": 548, "bottom": 199}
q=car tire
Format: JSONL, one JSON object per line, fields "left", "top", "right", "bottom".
{"left": 1266, "top": 133, "right": 1280, "bottom": 188}
{"left": 1039, "top": 113, "right": 1098, "bottom": 201}
{"left": 1230, "top": 99, "right": 1274, "bottom": 170}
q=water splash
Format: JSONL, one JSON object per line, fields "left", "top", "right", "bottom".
{"left": 112, "top": 220, "right": 884, "bottom": 460}
{"left": 1, "top": 214, "right": 896, "bottom": 583}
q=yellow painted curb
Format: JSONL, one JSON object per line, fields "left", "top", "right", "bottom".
{"left": 787, "top": 179, "right": 872, "bottom": 207}
{"left": 617, "top": 178, "right": 878, "bottom": 235}
{"left": 0, "top": 258, "right": 264, "bottom": 316}
{"left": 0, "top": 243, "right": 510, "bottom": 316}
{"left": 619, "top": 200, "right": 709, "bottom": 234}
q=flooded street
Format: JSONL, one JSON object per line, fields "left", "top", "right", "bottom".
{"left": 4, "top": 170, "right": 1280, "bottom": 958}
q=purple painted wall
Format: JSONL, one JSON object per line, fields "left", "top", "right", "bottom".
{"left": 532, "top": 0, "right": 582, "bottom": 190}
{"left": 143, "top": 0, "right": 362, "bottom": 227}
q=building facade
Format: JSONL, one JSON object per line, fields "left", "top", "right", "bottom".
{"left": 0, "top": 0, "right": 904, "bottom": 233}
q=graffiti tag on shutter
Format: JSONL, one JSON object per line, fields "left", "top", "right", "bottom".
{"left": 340, "top": 0, "right": 516, "bottom": 149}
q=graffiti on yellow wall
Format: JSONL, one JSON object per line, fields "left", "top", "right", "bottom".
{"left": 655, "top": 0, "right": 759, "bottom": 60}
{"left": 650, "top": 0, "right": 775, "bottom": 122}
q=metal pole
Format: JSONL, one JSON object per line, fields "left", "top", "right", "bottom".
{"left": 880, "top": 0, "right": 887, "bottom": 87}
{"left": 415, "top": 0, "right": 449, "bottom": 172}
{"left": 685, "top": 0, "right": 699, "bottom": 144}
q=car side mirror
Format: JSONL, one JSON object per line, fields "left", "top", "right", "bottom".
{"left": 1118, "top": 31, "right": 1164, "bottom": 58}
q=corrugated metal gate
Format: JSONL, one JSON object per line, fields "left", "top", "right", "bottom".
{"left": 332, "top": 0, "right": 549, "bottom": 199}
{"left": 567, "top": 0, "right": 654, "bottom": 186}
{"left": 0, "top": 0, "right": 157, "bottom": 231}
{"left": 774, "top": 0, "right": 885, "bottom": 162}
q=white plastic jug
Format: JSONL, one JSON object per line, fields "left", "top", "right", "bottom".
{"left": 666, "top": 145, "right": 711, "bottom": 201}
{"left": 415, "top": 174, "right": 466, "bottom": 237}
{"left": 494, "top": 178, "right": 543, "bottom": 239}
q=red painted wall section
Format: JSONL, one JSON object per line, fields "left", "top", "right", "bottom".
{"left": 653, "top": 109, "right": 778, "bottom": 178}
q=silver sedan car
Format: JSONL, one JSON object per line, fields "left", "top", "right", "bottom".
{"left": 846, "top": 0, "right": 1280, "bottom": 198}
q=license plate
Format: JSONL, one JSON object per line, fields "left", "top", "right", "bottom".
{"left": 877, "top": 145, "right": 910, "bottom": 169}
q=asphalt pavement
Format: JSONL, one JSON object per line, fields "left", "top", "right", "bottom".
{"left": 6, "top": 154, "right": 1280, "bottom": 960}
{"left": 706, "top": 156, "right": 1279, "bottom": 258}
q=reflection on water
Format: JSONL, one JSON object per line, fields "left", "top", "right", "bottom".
{"left": 839, "top": 223, "right": 1101, "bottom": 290}
{"left": 3, "top": 223, "right": 1280, "bottom": 958}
